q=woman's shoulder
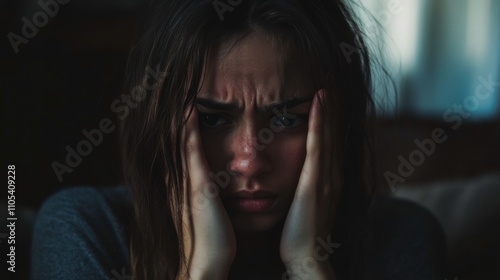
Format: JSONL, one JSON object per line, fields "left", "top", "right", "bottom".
{"left": 35, "top": 186, "right": 133, "bottom": 226}
{"left": 31, "top": 186, "right": 133, "bottom": 280}
{"left": 370, "top": 195, "right": 446, "bottom": 279}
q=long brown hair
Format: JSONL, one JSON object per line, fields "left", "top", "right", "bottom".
{"left": 120, "top": 0, "right": 377, "bottom": 279}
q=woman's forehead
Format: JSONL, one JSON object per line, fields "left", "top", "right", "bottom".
{"left": 198, "top": 32, "right": 314, "bottom": 108}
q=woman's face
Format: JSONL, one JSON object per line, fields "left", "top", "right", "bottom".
{"left": 197, "top": 32, "right": 315, "bottom": 233}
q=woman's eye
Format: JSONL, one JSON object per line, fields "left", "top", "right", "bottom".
{"left": 271, "top": 115, "right": 306, "bottom": 128}
{"left": 199, "top": 113, "right": 229, "bottom": 128}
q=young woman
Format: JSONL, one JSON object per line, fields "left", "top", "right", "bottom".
{"left": 32, "top": 0, "right": 445, "bottom": 279}
{"left": 122, "top": 0, "right": 375, "bottom": 279}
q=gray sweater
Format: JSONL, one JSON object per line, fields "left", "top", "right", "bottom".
{"left": 31, "top": 186, "right": 445, "bottom": 279}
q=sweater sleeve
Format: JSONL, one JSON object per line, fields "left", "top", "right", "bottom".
{"left": 371, "top": 196, "right": 447, "bottom": 280}
{"left": 31, "top": 186, "right": 133, "bottom": 280}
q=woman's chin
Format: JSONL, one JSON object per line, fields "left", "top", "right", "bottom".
{"left": 223, "top": 196, "right": 288, "bottom": 233}
{"left": 230, "top": 214, "right": 283, "bottom": 234}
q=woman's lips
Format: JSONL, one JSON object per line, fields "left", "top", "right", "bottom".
{"left": 223, "top": 191, "right": 277, "bottom": 214}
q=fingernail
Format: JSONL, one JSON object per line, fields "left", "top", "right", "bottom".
{"left": 317, "top": 89, "right": 327, "bottom": 112}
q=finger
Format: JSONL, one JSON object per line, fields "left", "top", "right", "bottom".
{"left": 320, "top": 91, "right": 340, "bottom": 221}
{"left": 184, "top": 106, "right": 217, "bottom": 196}
{"left": 184, "top": 105, "right": 228, "bottom": 221}
{"left": 315, "top": 90, "right": 341, "bottom": 219}
{"left": 282, "top": 90, "right": 326, "bottom": 246}
{"left": 294, "top": 89, "right": 325, "bottom": 199}
{"left": 182, "top": 106, "right": 212, "bottom": 225}
{"left": 320, "top": 91, "right": 333, "bottom": 182}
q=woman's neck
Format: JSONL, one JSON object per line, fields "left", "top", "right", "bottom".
{"left": 237, "top": 229, "right": 280, "bottom": 255}
{"left": 229, "top": 226, "right": 286, "bottom": 279}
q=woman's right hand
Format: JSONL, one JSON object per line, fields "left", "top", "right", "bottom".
{"left": 178, "top": 106, "right": 236, "bottom": 279}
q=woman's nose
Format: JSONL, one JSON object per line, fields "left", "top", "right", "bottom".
{"left": 228, "top": 126, "right": 271, "bottom": 178}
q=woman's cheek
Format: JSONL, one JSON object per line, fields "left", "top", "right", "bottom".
{"left": 270, "top": 132, "right": 307, "bottom": 183}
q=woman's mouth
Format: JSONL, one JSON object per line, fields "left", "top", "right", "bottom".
{"left": 223, "top": 190, "right": 278, "bottom": 214}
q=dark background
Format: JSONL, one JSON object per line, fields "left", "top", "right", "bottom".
{"left": 1, "top": 0, "right": 147, "bottom": 209}
{"left": 1, "top": 1, "right": 147, "bottom": 278}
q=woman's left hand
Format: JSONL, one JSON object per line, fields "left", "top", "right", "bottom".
{"left": 280, "top": 89, "right": 341, "bottom": 279}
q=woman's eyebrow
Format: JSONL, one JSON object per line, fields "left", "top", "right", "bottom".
{"left": 195, "top": 96, "right": 312, "bottom": 112}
